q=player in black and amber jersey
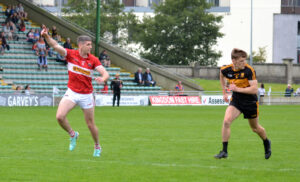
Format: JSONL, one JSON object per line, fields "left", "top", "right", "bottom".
{"left": 214, "top": 48, "right": 271, "bottom": 160}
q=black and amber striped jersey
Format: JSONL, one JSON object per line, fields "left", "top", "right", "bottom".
{"left": 221, "top": 63, "right": 257, "bottom": 102}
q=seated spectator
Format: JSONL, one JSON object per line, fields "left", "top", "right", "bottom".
{"left": 23, "top": 85, "right": 34, "bottom": 95}
{"left": 27, "top": 29, "right": 35, "bottom": 43}
{"left": 36, "top": 37, "right": 48, "bottom": 71}
{"left": 0, "top": 65, "right": 3, "bottom": 71}
{"left": 51, "top": 26, "right": 61, "bottom": 41}
{"left": 3, "top": 22, "right": 12, "bottom": 40}
{"left": 15, "top": 85, "right": 22, "bottom": 94}
{"left": 99, "top": 50, "right": 110, "bottom": 67}
{"left": 11, "top": 12, "right": 19, "bottom": 26}
{"left": 134, "top": 68, "right": 144, "bottom": 86}
{"left": 143, "top": 68, "right": 156, "bottom": 87}
{"left": 0, "top": 32, "right": 10, "bottom": 52}
{"left": 16, "top": 3, "right": 24, "bottom": 15}
{"left": 5, "top": 5, "right": 12, "bottom": 17}
{"left": 101, "top": 81, "right": 109, "bottom": 94}
{"left": 9, "top": 21, "right": 19, "bottom": 41}
{"left": 285, "top": 84, "right": 294, "bottom": 97}
{"left": 175, "top": 81, "right": 184, "bottom": 95}
{"left": 18, "top": 19, "right": 26, "bottom": 32}
{"left": 33, "top": 29, "right": 40, "bottom": 42}
{"left": 63, "top": 38, "right": 73, "bottom": 49}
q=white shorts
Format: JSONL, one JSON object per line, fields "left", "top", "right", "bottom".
{"left": 63, "top": 88, "right": 95, "bottom": 109}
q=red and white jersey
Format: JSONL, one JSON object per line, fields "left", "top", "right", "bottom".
{"left": 65, "top": 49, "right": 102, "bottom": 94}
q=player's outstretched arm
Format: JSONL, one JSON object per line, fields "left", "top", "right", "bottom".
{"left": 95, "top": 65, "right": 109, "bottom": 84}
{"left": 40, "top": 27, "right": 66, "bottom": 57}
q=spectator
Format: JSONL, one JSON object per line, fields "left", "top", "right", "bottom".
{"left": 101, "top": 81, "right": 109, "bottom": 94}
{"left": 18, "top": 19, "right": 26, "bottom": 32}
{"left": 9, "top": 21, "right": 19, "bottom": 41}
{"left": 16, "top": 3, "right": 24, "bottom": 15}
{"left": 63, "top": 38, "right": 73, "bottom": 49}
{"left": 5, "top": 5, "right": 12, "bottom": 17}
{"left": 0, "top": 32, "right": 10, "bottom": 53}
{"left": 110, "top": 73, "right": 123, "bottom": 107}
{"left": 99, "top": 50, "right": 110, "bottom": 67}
{"left": 51, "top": 26, "right": 61, "bottom": 41}
{"left": 33, "top": 29, "right": 40, "bottom": 42}
{"left": 27, "top": 29, "right": 35, "bottom": 43}
{"left": 143, "top": 68, "right": 156, "bottom": 87}
{"left": 3, "top": 22, "right": 12, "bottom": 40}
{"left": 0, "top": 65, "right": 3, "bottom": 71}
{"left": 11, "top": 12, "right": 19, "bottom": 26}
{"left": 23, "top": 84, "right": 34, "bottom": 95}
{"left": 285, "top": 84, "right": 294, "bottom": 97}
{"left": 258, "top": 83, "right": 265, "bottom": 97}
{"left": 295, "top": 87, "right": 300, "bottom": 97}
{"left": 134, "top": 67, "right": 144, "bottom": 86}
{"left": 175, "top": 81, "right": 184, "bottom": 95}
{"left": 36, "top": 37, "right": 48, "bottom": 71}
{"left": 15, "top": 85, "right": 22, "bottom": 94}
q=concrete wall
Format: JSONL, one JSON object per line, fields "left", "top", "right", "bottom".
{"left": 273, "top": 14, "right": 300, "bottom": 64}
{"left": 1, "top": 0, "right": 202, "bottom": 91}
{"left": 164, "top": 63, "right": 300, "bottom": 84}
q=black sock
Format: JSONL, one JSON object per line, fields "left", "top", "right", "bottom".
{"left": 222, "top": 142, "right": 228, "bottom": 153}
{"left": 263, "top": 138, "right": 269, "bottom": 148}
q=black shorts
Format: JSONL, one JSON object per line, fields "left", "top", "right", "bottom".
{"left": 229, "top": 100, "right": 258, "bottom": 119}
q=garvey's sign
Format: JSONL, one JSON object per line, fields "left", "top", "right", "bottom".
{"left": 0, "top": 94, "right": 53, "bottom": 107}
{"left": 201, "top": 95, "right": 230, "bottom": 105}
{"left": 149, "top": 96, "right": 201, "bottom": 106}
{"left": 95, "top": 95, "right": 149, "bottom": 106}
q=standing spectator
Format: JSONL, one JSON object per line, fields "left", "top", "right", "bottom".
{"left": 110, "top": 73, "right": 123, "bottom": 107}
{"left": 258, "top": 83, "right": 265, "bottom": 104}
{"left": 134, "top": 67, "right": 144, "bottom": 86}
{"left": 36, "top": 37, "right": 48, "bottom": 71}
{"left": 0, "top": 32, "right": 10, "bottom": 52}
{"left": 63, "top": 38, "right": 73, "bottom": 49}
{"left": 258, "top": 83, "right": 265, "bottom": 98}
{"left": 175, "top": 81, "right": 184, "bottom": 95}
{"left": 285, "top": 84, "right": 294, "bottom": 97}
{"left": 143, "top": 68, "right": 156, "bottom": 87}
{"left": 99, "top": 50, "right": 110, "bottom": 67}
{"left": 101, "top": 81, "right": 109, "bottom": 94}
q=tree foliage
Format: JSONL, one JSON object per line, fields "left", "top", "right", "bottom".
{"left": 136, "top": 0, "right": 223, "bottom": 66}
{"left": 248, "top": 47, "right": 267, "bottom": 63}
{"left": 62, "top": 0, "right": 138, "bottom": 44}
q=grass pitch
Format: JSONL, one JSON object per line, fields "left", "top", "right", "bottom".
{"left": 0, "top": 106, "right": 299, "bottom": 182}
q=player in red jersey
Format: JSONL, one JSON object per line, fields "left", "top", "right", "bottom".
{"left": 41, "top": 26, "right": 109, "bottom": 157}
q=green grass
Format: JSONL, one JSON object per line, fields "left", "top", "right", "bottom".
{"left": 0, "top": 106, "right": 300, "bottom": 182}
{"left": 194, "top": 78, "right": 299, "bottom": 92}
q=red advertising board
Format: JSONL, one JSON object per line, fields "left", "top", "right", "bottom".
{"left": 149, "top": 96, "right": 202, "bottom": 106}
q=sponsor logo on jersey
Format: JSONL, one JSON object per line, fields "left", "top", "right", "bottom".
{"left": 73, "top": 66, "right": 91, "bottom": 76}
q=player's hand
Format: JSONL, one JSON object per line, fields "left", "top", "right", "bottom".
{"left": 95, "top": 77, "right": 104, "bottom": 84}
{"left": 229, "top": 84, "right": 238, "bottom": 92}
{"left": 223, "top": 93, "right": 229, "bottom": 103}
{"left": 40, "top": 25, "right": 48, "bottom": 38}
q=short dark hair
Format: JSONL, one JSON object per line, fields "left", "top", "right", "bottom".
{"left": 231, "top": 48, "right": 247, "bottom": 59}
{"left": 77, "top": 35, "right": 92, "bottom": 45}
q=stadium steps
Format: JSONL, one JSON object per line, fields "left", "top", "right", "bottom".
{"left": 0, "top": 6, "right": 161, "bottom": 94}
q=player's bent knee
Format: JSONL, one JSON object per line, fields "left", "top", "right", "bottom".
{"left": 223, "top": 120, "right": 231, "bottom": 128}
{"left": 56, "top": 114, "right": 65, "bottom": 122}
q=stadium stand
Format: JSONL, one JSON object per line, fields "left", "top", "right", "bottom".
{"left": 0, "top": 3, "right": 161, "bottom": 95}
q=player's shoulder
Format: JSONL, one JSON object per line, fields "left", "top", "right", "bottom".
{"left": 245, "top": 64, "right": 256, "bottom": 73}
{"left": 88, "top": 53, "right": 100, "bottom": 62}
{"left": 221, "top": 64, "right": 233, "bottom": 71}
